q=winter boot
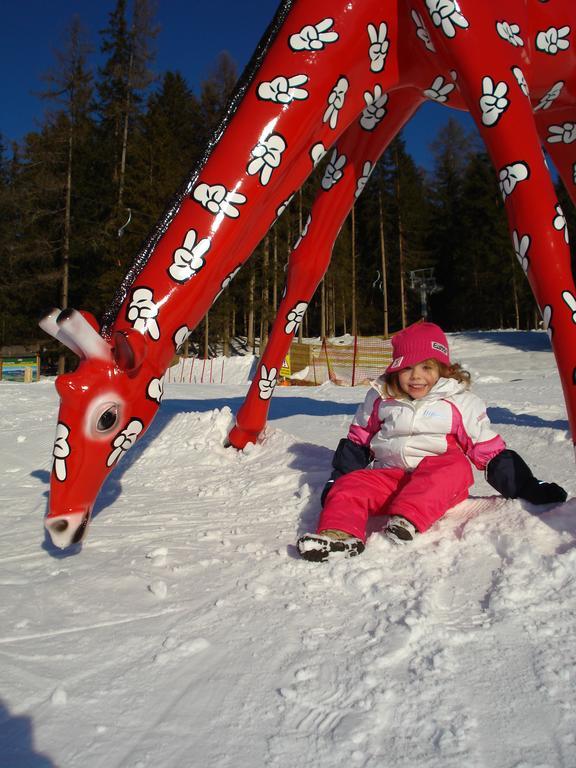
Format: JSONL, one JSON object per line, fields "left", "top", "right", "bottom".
{"left": 297, "top": 529, "right": 365, "bottom": 563}
{"left": 385, "top": 516, "right": 418, "bottom": 544}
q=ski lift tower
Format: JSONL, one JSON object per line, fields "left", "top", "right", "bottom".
{"left": 409, "top": 268, "right": 441, "bottom": 320}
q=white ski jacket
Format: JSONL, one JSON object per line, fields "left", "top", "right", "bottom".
{"left": 348, "top": 376, "right": 506, "bottom": 472}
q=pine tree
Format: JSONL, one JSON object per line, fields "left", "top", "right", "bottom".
{"left": 427, "top": 118, "right": 477, "bottom": 329}
{"left": 39, "top": 16, "right": 94, "bottom": 317}
{"left": 456, "top": 151, "right": 521, "bottom": 328}
{"left": 95, "top": 0, "right": 159, "bottom": 303}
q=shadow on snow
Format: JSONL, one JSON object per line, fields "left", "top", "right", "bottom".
{"left": 35, "top": 391, "right": 569, "bottom": 557}
{"left": 452, "top": 330, "right": 552, "bottom": 353}
{"left": 0, "top": 699, "right": 55, "bottom": 767}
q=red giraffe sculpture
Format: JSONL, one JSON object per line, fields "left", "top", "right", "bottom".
{"left": 40, "top": 0, "right": 576, "bottom": 549}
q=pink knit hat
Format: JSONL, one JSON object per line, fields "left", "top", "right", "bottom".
{"left": 385, "top": 322, "right": 450, "bottom": 373}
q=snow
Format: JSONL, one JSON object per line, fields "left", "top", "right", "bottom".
{"left": 2, "top": 330, "right": 576, "bottom": 768}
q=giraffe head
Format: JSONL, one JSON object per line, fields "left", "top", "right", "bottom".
{"left": 39, "top": 309, "right": 163, "bottom": 548}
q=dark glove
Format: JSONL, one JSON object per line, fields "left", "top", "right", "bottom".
{"left": 320, "top": 438, "right": 372, "bottom": 507}
{"left": 332, "top": 437, "right": 372, "bottom": 475}
{"left": 486, "top": 449, "right": 567, "bottom": 505}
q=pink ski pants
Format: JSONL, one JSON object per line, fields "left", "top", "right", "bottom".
{"left": 317, "top": 449, "right": 473, "bottom": 541}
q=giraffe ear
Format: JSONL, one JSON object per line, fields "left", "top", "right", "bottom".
{"left": 40, "top": 308, "right": 111, "bottom": 361}
{"left": 113, "top": 330, "right": 147, "bottom": 374}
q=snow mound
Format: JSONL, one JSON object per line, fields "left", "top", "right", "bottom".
{"left": 2, "top": 331, "right": 576, "bottom": 767}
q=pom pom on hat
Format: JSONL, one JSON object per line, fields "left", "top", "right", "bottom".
{"left": 385, "top": 322, "right": 450, "bottom": 373}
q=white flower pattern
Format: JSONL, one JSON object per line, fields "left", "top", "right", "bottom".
{"left": 553, "top": 204, "right": 570, "bottom": 243}
{"left": 496, "top": 21, "right": 524, "bottom": 47}
{"left": 257, "top": 75, "right": 309, "bottom": 104}
{"left": 214, "top": 265, "right": 242, "bottom": 303}
{"left": 480, "top": 77, "right": 509, "bottom": 126}
{"left": 147, "top": 378, "right": 164, "bottom": 403}
{"left": 53, "top": 422, "right": 71, "bottom": 482}
{"left": 562, "top": 291, "right": 576, "bottom": 323}
{"left": 411, "top": 10, "right": 436, "bottom": 52}
{"left": 323, "top": 77, "right": 349, "bottom": 130}
{"left": 511, "top": 66, "right": 529, "bottom": 98}
{"left": 534, "top": 82, "right": 564, "bottom": 111}
{"left": 355, "top": 161, "right": 373, "bottom": 199}
{"left": 367, "top": 22, "right": 389, "bottom": 73}
{"left": 247, "top": 133, "right": 287, "bottom": 186}
{"left": 535, "top": 26, "right": 571, "bottom": 55}
{"left": 289, "top": 18, "right": 338, "bottom": 51}
{"left": 425, "top": 0, "right": 469, "bottom": 38}
{"left": 168, "top": 229, "right": 210, "bottom": 283}
{"left": 173, "top": 326, "right": 191, "bottom": 351}
{"left": 546, "top": 123, "right": 576, "bottom": 144}
{"left": 480, "top": 76, "right": 510, "bottom": 126}
{"left": 310, "top": 143, "right": 327, "bottom": 167}
{"left": 276, "top": 194, "right": 295, "bottom": 218}
{"left": 423, "top": 76, "right": 455, "bottom": 103}
{"left": 127, "top": 288, "right": 160, "bottom": 341}
{"left": 542, "top": 305, "right": 553, "bottom": 338}
{"left": 258, "top": 365, "right": 278, "bottom": 400}
{"left": 285, "top": 302, "right": 308, "bottom": 335}
{"left": 193, "top": 183, "right": 246, "bottom": 218}
{"left": 512, "top": 230, "right": 531, "bottom": 273}
{"left": 498, "top": 162, "right": 529, "bottom": 199}
{"left": 360, "top": 85, "right": 388, "bottom": 131}
{"left": 321, "top": 149, "right": 347, "bottom": 191}
{"left": 294, "top": 214, "right": 312, "bottom": 250}
{"left": 107, "top": 420, "right": 144, "bottom": 467}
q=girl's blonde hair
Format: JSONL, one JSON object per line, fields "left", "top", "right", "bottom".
{"left": 383, "top": 358, "right": 471, "bottom": 399}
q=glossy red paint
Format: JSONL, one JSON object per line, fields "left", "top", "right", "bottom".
{"left": 41, "top": 1, "right": 576, "bottom": 548}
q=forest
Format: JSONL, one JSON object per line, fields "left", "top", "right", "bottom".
{"left": 1, "top": 0, "right": 574, "bottom": 361}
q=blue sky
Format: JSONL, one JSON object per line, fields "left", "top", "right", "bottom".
{"left": 1, "top": 0, "right": 475, "bottom": 169}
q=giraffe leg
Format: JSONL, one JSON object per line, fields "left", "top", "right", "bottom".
{"left": 535, "top": 106, "right": 576, "bottom": 210}
{"left": 113, "top": 0, "right": 405, "bottom": 376}
{"left": 228, "top": 88, "right": 423, "bottom": 448}
{"left": 415, "top": 1, "right": 576, "bottom": 444}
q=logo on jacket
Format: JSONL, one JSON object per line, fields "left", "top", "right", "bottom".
{"left": 423, "top": 408, "right": 443, "bottom": 419}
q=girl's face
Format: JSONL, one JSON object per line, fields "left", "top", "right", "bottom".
{"left": 398, "top": 360, "right": 440, "bottom": 400}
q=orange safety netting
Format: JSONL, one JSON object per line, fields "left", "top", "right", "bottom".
{"left": 166, "top": 356, "right": 226, "bottom": 384}
{"left": 286, "top": 336, "right": 393, "bottom": 386}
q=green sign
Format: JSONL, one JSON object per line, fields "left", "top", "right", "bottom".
{"left": 0, "top": 355, "right": 40, "bottom": 382}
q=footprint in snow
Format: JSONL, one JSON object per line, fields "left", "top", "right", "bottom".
{"left": 153, "top": 636, "right": 211, "bottom": 665}
{"left": 146, "top": 547, "right": 168, "bottom": 567}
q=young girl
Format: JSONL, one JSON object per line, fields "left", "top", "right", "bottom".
{"left": 297, "top": 322, "right": 567, "bottom": 562}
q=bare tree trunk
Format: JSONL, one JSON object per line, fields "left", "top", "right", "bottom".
{"left": 399, "top": 224, "right": 407, "bottom": 329}
{"left": 223, "top": 300, "right": 230, "bottom": 357}
{"left": 351, "top": 205, "right": 357, "bottom": 336}
{"left": 395, "top": 146, "right": 407, "bottom": 329}
{"left": 261, "top": 234, "right": 270, "bottom": 347}
{"left": 327, "top": 276, "right": 335, "bottom": 337}
{"left": 272, "top": 226, "right": 278, "bottom": 311}
{"left": 397, "top": 201, "right": 407, "bottom": 328}
{"left": 320, "top": 280, "right": 326, "bottom": 338}
{"left": 378, "top": 192, "right": 389, "bottom": 338}
{"left": 58, "top": 127, "right": 74, "bottom": 375}
{"left": 203, "top": 312, "right": 209, "bottom": 358}
{"left": 117, "top": 47, "right": 134, "bottom": 213}
{"left": 247, "top": 261, "right": 256, "bottom": 353}
{"left": 298, "top": 189, "right": 304, "bottom": 342}
{"left": 511, "top": 254, "right": 520, "bottom": 329}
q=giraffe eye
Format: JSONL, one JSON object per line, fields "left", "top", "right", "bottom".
{"left": 97, "top": 406, "right": 119, "bottom": 433}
